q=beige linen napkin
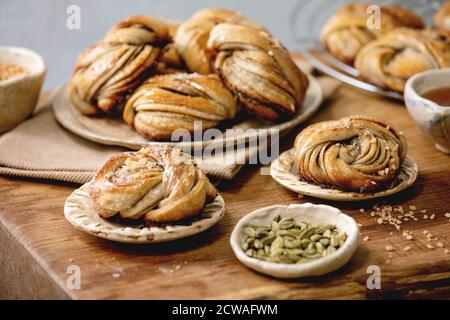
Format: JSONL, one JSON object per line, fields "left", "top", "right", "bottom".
{"left": 0, "top": 105, "right": 259, "bottom": 183}
{"left": 0, "top": 77, "right": 339, "bottom": 184}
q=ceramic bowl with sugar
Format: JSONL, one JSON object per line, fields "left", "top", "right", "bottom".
{"left": 0, "top": 46, "right": 46, "bottom": 133}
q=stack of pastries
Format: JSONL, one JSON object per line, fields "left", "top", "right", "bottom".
{"left": 70, "top": 9, "right": 309, "bottom": 140}
{"left": 321, "top": 2, "right": 450, "bottom": 92}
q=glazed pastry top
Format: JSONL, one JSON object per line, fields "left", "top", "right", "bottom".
{"left": 123, "top": 73, "right": 237, "bottom": 140}
{"left": 70, "top": 16, "right": 170, "bottom": 116}
{"left": 174, "top": 8, "right": 265, "bottom": 74}
{"left": 354, "top": 28, "right": 450, "bottom": 92}
{"left": 208, "top": 23, "right": 309, "bottom": 121}
{"left": 321, "top": 3, "right": 424, "bottom": 64}
{"left": 89, "top": 146, "right": 217, "bottom": 222}
{"left": 294, "top": 116, "right": 407, "bottom": 192}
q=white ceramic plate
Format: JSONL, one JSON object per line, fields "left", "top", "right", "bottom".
{"left": 270, "top": 149, "right": 418, "bottom": 201}
{"left": 64, "top": 182, "right": 226, "bottom": 244}
{"left": 230, "top": 203, "right": 359, "bottom": 278}
{"left": 52, "top": 75, "right": 323, "bottom": 150}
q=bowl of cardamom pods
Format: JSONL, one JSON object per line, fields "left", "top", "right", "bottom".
{"left": 230, "top": 203, "right": 359, "bottom": 278}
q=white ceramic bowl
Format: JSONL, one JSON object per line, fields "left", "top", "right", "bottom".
{"left": 404, "top": 69, "right": 450, "bottom": 154}
{"left": 0, "top": 46, "right": 46, "bottom": 133}
{"left": 230, "top": 203, "right": 359, "bottom": 279}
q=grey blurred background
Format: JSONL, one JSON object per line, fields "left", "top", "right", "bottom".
{"left": 0, "top": 0, "right": 443, "bottom": 89}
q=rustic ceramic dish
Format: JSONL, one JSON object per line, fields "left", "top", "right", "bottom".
{"left": 404, "top": 69, "right": 450, "bottom": 154}
{"left": 230, "top": 203, "right": 359, "bottom": 278}
{"left": 0, "top": 46, "right": 46, "bottom": 133}
{"left": 64, "top": 182, "right": 226, "bottom": 244}
{"left": 270, "top": 149, "right": 418, "bottom": 201}
{"left": 52, "top": 75, "right": 323, "bottom": 150}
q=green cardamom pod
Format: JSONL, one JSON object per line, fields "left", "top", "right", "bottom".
{"left": 270, "top": 236, "right": 284, "bottom": 256}
{"left": 319, "top": 238, "right": 330, "bottom": 247}
{"left": 315, "top": 242, "right": 324, "bottom": 253}
{"left": 284, "top": 238, "right": 301, "bottom": 249}
{"left": 317, "top": 224, "right": 335, "bottom": 234}
{"left": 300, "top": 227, "right": 318, "bottom": 240}
{"left": 253, "top": 239, "right": 264, "bottom": 249}
{"left": 330, "top": 235, "right": 339, "bottom": 247}
{"left": 241, "top": 217, "right": 346, "bottom": 264}
{"left": 278, "top": 217, "right": 296, "bottom": 230}
{"left": 322, "top": 229, "right": 332, "bottom": 238}
{"left": 243, "top": 226, "right": 256, "bottom": 237}
{"left": 326, "top": 246, "right": 337, "bottom": 255}
{"left": 296, "top": 222, "right": 309, "bottom": 230}
{"left": 245, "top": 237, "right": 255, "bottom": 244}
{"left": 271, "top": 221, "right": 279, "bottom": 232}
{"left": 287, "top": 229, "right": 303, "bottom": 238}
{"left": 261, "top": 235, "right": 276, "bottom": 245}
{"left": 300, "top": 239, "right": 311, "bottom": 249}
{"left": 278, "top": 254, "right": 295, "bottom": 264}
{"left": 245, "top": 249, "right": 254, "bottom": 257}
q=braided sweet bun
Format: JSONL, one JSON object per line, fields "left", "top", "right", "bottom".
{"left": 156, "top": 20, "right": 186, "bottom": 74}
{"left": 321, "top": 3, "right": 424, "bottom": 65}
{"left": 294, "top": 116, "right": 407, "bottom": 192}
{"left": 355, "top": 28, "right": 450, "bottom": 92}
{"left": 208, "top": 23, "right": 309, "bottom": 121}
{"left": 174, "top": 8, "right": 265, "bottom": 74}
{"left": 434, "top": 1, "right": 450, "bottom": 31}
{"left": 123, "top": 73, "right": 237, "bottom": 140}
{"left": 70, "top": 16, "right": 169, "bottom": 115}
{"left": 89, "top": 146, "right": 217, "bottom": 222}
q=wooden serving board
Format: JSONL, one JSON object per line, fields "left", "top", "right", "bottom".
{"left": 1, "top": 81, "right": 450, "bottom": 299}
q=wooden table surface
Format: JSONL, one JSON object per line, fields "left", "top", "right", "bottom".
{"left": 1, "top": 82, "right": 450, "bottom": 300}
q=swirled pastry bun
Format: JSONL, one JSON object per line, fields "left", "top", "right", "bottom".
{"left": 70, "top": 16, "right": 169, "bottom": 116}
{"left": 208, "top": 23, "right": 309, "bottom": 121}
{"left": 294, "top": 116, "right": 407, "bottom": 192}
{"left": 89, "top": 146, "right": 217, "bottom": 222}
{"left": 174, "top": 8, "right": 265, "bottom": 74}
{"left": 355, "top": 28, "right": 450, "bottom": 92}
{"left": 123, "top": 73, "right": 237, "bottom": 140}
{"left": 321, "top": 3, "right": 424, "bottom": 64}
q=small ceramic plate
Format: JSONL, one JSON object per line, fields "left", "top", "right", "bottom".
{"left": 230, "top": 203, "right": 359, "bottom": 278}
{"left": 52, "top": 75, "right": 323, "bottom": 150}
{"left": 270, "top": 149, "right": 418, "bottom": 201}
{"left": 64, "top": 182, "right": 226, "bottom": 244}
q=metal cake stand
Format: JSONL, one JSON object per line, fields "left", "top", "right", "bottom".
{"left": 290, "top": 0, "right": 443, "bottom": 100}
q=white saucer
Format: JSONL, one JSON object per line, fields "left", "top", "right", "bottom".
{"left": 270, "top": 149, "right": 418, "bottom": 201}
{"left": 64, "top": 182, "right": 226, "bottom": 244}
